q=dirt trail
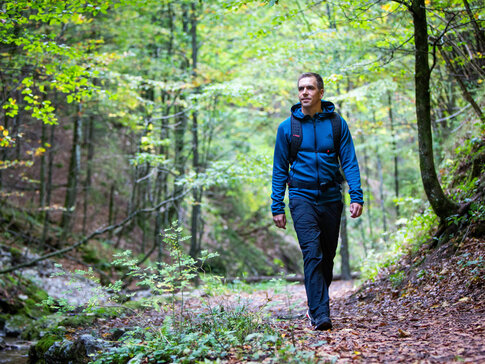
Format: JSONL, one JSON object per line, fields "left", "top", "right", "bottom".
{"left": 195, "top": 281, "right": 484, "bottom": 363}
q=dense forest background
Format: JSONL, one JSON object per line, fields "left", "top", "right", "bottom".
{"left": 1, "top": 0, "right": 483, "bottom": 278}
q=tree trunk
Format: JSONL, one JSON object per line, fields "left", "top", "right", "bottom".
{"left": 39, "top": 121, "right": 47, "bottom": 208}
{"left": 108, "top": 183, "right": 115, "bottom": 240}
{"left": 360, "top": 134, "right": 373, "bottom": 244}
{"left": 388, "top": 91, "right": 399, "bottom": 219}
{"left": 376, "top": 144, "right": 387, "bottom": 233}
{"left": 189, "top": 1, "right": 202, "bottom": 259}
{"left": 82, "top": 114, "right": 95, "bottom": 234}
{"left": 340, "top": 185, "right": 351, "bottom": 280}
{"left": 410, "top": 0, "right": 459, "bottom": 220}
{"left": 60, "top": 103, "right": 83, "bottom": 243}
{"left": 42, "top": 123, "right": 56, "bottom": 245}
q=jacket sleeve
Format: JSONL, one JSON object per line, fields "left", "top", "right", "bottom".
{"left": 338, "top": 116, "right": 364, "bottom": 205}
{"left": 271, "top": 121, "right": 290, "bottom": 215}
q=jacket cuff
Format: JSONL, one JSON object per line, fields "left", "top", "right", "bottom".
{"left": 272, "top": 211, "right": 285, "bottom": 216}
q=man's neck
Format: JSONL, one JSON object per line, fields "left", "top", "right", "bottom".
{"left": 302, "top": 105, "right": 322, "bottom": 117}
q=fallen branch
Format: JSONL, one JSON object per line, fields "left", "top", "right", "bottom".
{"left": 0, "top": 191, "right": 189, "bottom": 275}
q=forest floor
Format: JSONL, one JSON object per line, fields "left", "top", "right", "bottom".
{"left": 87, "top": 233, "right": 484, "bottom": 363}
{"left": 1, "top": 213, "right": 484, "bottom": 363}
{"left": 87, "top": 277, "right": 485, "bottom": 363}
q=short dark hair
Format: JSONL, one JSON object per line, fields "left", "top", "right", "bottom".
{"left": 298, "top": 72, "right": 324, "bottom": 91}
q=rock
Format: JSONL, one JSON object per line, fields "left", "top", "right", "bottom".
{"left": 44, "top": 339, "right": 74, "bottom": 363}
{"left": 4, "top": 315, "right": 31, "bottom": 336}
{"left": 108, "top": 327, "right": 126, "bottom": 341}
{"left": 0, "top": 335, "right": 5, "bottom": 350}
{"left": 71, "top": 334, "right": 106, "bottom": 359}
{"left": 28, "top": 333, "right": 63, "bottom": 363}
{"left": 42, "top": 334, "right": 109, "bottom": 364}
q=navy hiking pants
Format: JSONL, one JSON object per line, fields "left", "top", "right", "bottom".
{"left": 289, "top": 198, "right": 343, "bottom": 323}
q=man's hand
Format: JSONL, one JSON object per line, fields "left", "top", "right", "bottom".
{"left": 350, "top": 203, "right": 363, "bottom": 218}
{"left": 273, "top": 214, "right": 286, "bottom": 229}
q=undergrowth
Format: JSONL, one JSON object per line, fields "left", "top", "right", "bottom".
{"left": 39, "top": 224, "right": 316, "bottom": 363}
{"left": 361, "top": 135, "right": 485, "bottom": 282}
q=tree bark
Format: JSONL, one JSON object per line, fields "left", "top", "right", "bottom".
{"left": 190, "top": 1, "right": 202, "bottom": 259}
{"left": 340, "top": 185, "right": 351, "bottom": 280}
{"left": 82, "top": 114, "right": 95, "bottom": 234}
{"left": 39, "top": 121, "right": 47, "bottom": 208}
{"left": 376, "top": 145, "right": 387, "bottom": 233}
{"left": 60, "top": 103, "right": 83, "bottom": 243}
{"left": 388, "top": 91, "right": 399, "bottom": 219}
{"left": 42, "top": 123, "right": 56, "bottom": 245}
{"left": 410, "top": 0, "right": 459, "bottom": 220}
{"left": 360, "top": 134, "right": 373, "bottom": 243}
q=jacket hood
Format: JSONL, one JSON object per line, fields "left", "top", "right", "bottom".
{"left": 291, "top": 100, "right": 335, "bottom": 120}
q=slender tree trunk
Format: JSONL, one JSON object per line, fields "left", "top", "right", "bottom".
{"left": 189, "top": 1, "right": 202, "bottom": 259}
{"left": 359, "top": 134, "right": 373, "bottom": 243}
{"left": 42, "top": 123, "right": 56, "bottom": 245}
{"left": 388, "top": 92, "right": 399, "bottom": 219}
{"left": 410, "top": 0, "right": 459, "bottom": 220}
{"left": 60, "top": 103, "right": 83, "bottom": 243}
{"left": 39, "top": 121, "right": 47, "bottom": 207}
{"left": 0, "top": 104, "right": 9, "bottom": 190}
{"left": 108, "top": 183, "right": 115, "bottom": 240}
{"left": 340, "top": 185, "right": 351, "bottom": 280}
{"left": 82, "top": 114, "right": 95, "bottom": 234}
{"left": 376, "top": 144, "right": 387, "bottom": 233}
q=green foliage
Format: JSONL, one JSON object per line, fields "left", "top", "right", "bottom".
{"left": 389, "top": 271, "right": 405, "bottom": 288}
{"left": 94, "top": 305, "right": 278, "bottom": 364}
{"left": 361, "top": 206, "right": 438, "bottom": 281}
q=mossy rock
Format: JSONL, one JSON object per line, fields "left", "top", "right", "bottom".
{"left": 0, "top": 273, "right": 49, "bottom": 316}
{"left": 4, "top": 314, "right": 32, "bottom": 336}
{"left": 29, "top": 333, "right": 65, "bottom": 363}
{"left": 21, "top": 314, "right": 65, "bottom": 340}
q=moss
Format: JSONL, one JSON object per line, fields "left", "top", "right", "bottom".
{"left": 5, "top": 314, "right": 31, "bottom": 334}
{"left": 93, "top": 306, "right": 124, "bottom": 318}
{"left": 21, "top": 314, "right": 65, "bottom": 340}
{"left": 30, "top": 333, "right": 64, "bottom": 361}
{"left": 123, "top": 299, "right": 147, "bottom": 311}
{"left": 9, "top": 246, "right": 22, "bottom": 260}
{"left": 0, "top": 273, "right": 49, "bottom": 316}
{"left": 60, "top": 313, "right": 96, "bottom": 327}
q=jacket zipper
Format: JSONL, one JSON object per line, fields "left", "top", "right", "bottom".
{"left": 313, "top": 118, "right": 320, "bottom": 193}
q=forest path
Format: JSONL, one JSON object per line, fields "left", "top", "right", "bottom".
{"left": 185, "top": 281, "right": 485, "bottom": 363}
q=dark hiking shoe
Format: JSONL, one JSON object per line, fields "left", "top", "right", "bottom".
{"left": 314, "top": 316, "right": 332, "bottom": 331}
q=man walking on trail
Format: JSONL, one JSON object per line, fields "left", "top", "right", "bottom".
{"left": 271, "top": 72, "right": 364, "bottom": 330}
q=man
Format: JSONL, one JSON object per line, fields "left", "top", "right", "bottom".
{"left": 271, "top": 72, "right": 363, "bottom": 330}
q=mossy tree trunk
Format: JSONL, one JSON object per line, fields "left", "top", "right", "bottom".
{"left": 408, "top": 0, "right": 459, "bottom": 220}
{"left": 190, "top": 1, "right": 202, "bottom": 259}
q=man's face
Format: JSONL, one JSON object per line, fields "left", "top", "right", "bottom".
{"left": 298, "top": 76, "right": 324, "bottom": 109}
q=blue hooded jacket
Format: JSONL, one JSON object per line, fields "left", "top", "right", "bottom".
{"left": 271, "top": 100, "right": 364, "bottom": 215}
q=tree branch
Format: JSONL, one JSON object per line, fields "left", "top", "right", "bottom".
{"left": 0, "top": 191, "right": 190, "bottom": 275}
{"left": 429, "top": 13, "right": 457, "bottom": 74}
